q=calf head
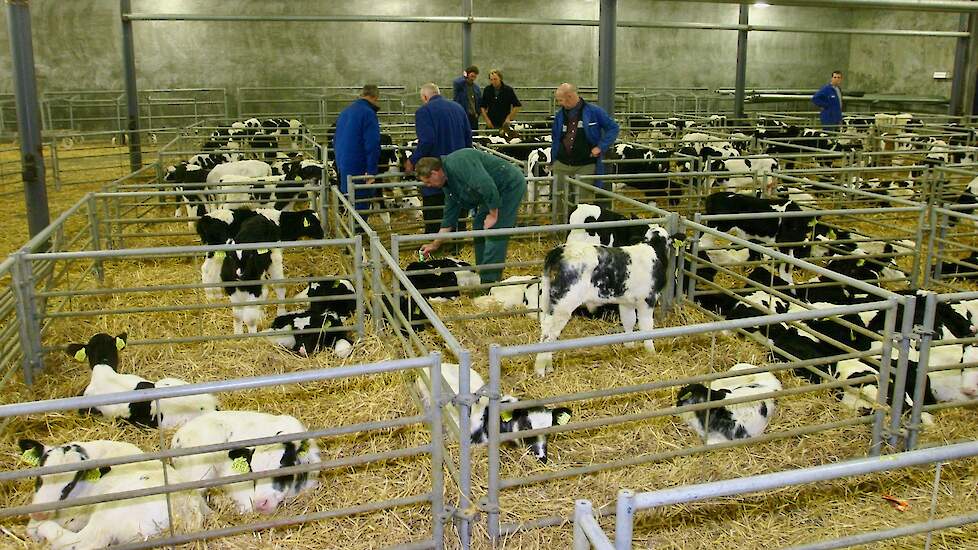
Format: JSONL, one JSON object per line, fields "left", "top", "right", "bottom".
{"left": 499, "top": 405, "right": 572, "bottom": 463}
{"left": 18, "top": 439, "right": 112, "bottom": 521}
{"left": 221, "top": 243, "right": 273, "bottom": 293}
{"left": 65, "top": 332, "right": 127, "bottom": 370}
{"left": 227, "top": 438, "right": 317, "bottom": 513}
{"left": 294, "top": 210, "right": 324, "bottom": 239}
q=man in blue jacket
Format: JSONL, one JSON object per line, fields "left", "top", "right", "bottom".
{"left": 452, "top": 66, "right": 482, "bottom": 131}
{"left": 406, "top": 82, "right": 473, "bottom": 234}
{"left": 333, "top": 84, "right": 381, "bottom": 213}
{"left": 812, "top": 71, "right": 844, "bottom": 129}
{"left": 551, "top": 83, "right": 620, "bottom": 207}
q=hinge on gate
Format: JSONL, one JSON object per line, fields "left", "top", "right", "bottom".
{"left": 912, "top": 325, "right": 934, "bottom": 341}
{"left": 477, "top": 497, "right": 500, "bottom": 514}
{"left": 475, "top": 386, "right": 500, "bottom": 400}
{"left": 448, "top": 503, "right": 481, "bottom": 523}
{"left": 452, "top": 392, "right": 479, "bottom": 408}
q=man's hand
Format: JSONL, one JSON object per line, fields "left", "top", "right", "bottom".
{"left": 591, "top": 146, "right": 601, "bottom": 157}
{"left": 420, "top": 242, "right": 440, "bottom": 257}
{"left": 484, "top": 209, "right": 499, "bottom": 229}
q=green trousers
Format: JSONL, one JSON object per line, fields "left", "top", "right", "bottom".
{"left": 473, "top": 178, "right": 527, "bottom": 284}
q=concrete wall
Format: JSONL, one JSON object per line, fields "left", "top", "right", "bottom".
{"left": 0, "top": 1, "right": 968, "bottom": 116}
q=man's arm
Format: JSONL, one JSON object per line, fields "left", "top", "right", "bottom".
{"left": 594, "top": 108, "right": 620, "bottom": 153}
{"left": 414, "top": 109, "right": 436, "bottom": 160}
{"left": 811, "top": 85, "right": 830, "bottom": 109}
{"left": 363, "top": 115, "right": 381, "bottom": 176}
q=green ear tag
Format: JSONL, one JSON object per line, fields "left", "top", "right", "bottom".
{"left": 671, "top": 239, "right": 683, "bottom": 251}
{"left": 82, "top": 469, "right": 102, "bottom": 482}
{"left": 857, "top": 258, "right": 866, "bottom": 266}
{"left": 298, "top": 440, "right": 310, "bottom": 457}
{"left": 808, "top": 218, "right": 817, "bottom": 226}
{"left": 257, "top": 248, "right": 270, "bottom": 255}
{"left": 555, "top": 411, "right": 572, "bottom": 426}
{"left": 679, "top": 392, "right": 692, "bottom": 402}
{"left": 115, "top": 338, "right": 126, "bottom": 351}
{"left": 74, "top": 348, "right": 87, "bottom": 362}
{"left": 500, "top": 410, "right": 513, "bottom": 422}
{"left": 231, "top": 457, "right": 250, "bottom": 474}
{"left": 21, "top": 449, "right": 40, "bottom": 467}
{"left": 303, "top": 218, "right": 311, "bottom": 228}
{"left": 294, "top": 176, "right": 302, "bottom": 182}
{"left": 214, "top": 251, "right": 225, "bottom": 260}
{"left": 827, "top": 229, "right": 836, "bottom": 240}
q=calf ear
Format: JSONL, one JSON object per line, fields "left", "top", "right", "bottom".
{"left": 66, "top": 343, "right": 87, "bottom": 361}
{"left": 552, "top": 408, "right": 572, "bottom": 426}
{"left": 115, "top": 332, "right": 128, "bottom": 351}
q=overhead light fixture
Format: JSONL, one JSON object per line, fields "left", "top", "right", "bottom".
{"left": 755, "top": 2, "right": 771, "bottom": 7}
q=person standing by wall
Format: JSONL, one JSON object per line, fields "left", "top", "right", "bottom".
{"left": 812, "top": 70, "right": 844, "bottom": 129}
{"left": 333, "top": 84, "right": 381, "bottom": 213}
{"left": 452, "top": 66, "right": 482, "bottom": 132}
{"left": 416, "top": 150, "right": 526, "bottom": 284}
{"left": 480, "top": 69, "right": 522, "bottom": 131}
{"left": 550, "top": 83, "right": 619, "bottom": 206}
{"left": 405, "top": 83, "right": 473, "bottom": 234}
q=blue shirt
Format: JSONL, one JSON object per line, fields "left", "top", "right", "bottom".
{"left": 452, "top": 75, "right": 482, "bottom": 120}
{"left": 414, "top": 95, "right": 473, "bottom": 197}
{"left": 812, "top": 83, "right": 843, "bottom": 126}
{"left": 333, "top": 98, "right": 380, "bottom": 206}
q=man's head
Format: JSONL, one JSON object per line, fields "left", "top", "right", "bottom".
{"left": 361, "top": 84, "right": 380, "bottom": 107}
{"left": 420, "top": 83, "right": 441, "bottom": 104}
{"left": 831, "top": 71, "right": 843, "bottom": 87}
{"left": 415, "top": 157, "right": 447, "bottom": 188}
{"left": 489, "top": 69, "right": 503, "bottom": 89}
{"left": 465, "top": 65, "right": 479, "bottom": 84}
{"left": 555, "top": 83, "right": 580, "bottom": 109}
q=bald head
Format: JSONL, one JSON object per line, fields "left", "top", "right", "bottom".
{"left": 420, "top": 82, "right": 441, "bottom": 103}
{"left": 555, "top": 83, "right": 580, "bottom": 109}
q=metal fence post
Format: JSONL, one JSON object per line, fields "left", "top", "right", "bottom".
{"left": 87, "top": 194, "right": 104, "bottom": 282}
{"left": 456, "top": 349, "right": 474, "bottom": 550}
{"left": 887, "top": 295, "right": 918, "bottom": 449}
{"left": 614, "top": 489, "right": 636, "bottom": 550}
{"left": 428, "top": 351, "right": 445, "bottom": 550}
{"left": 871, "top": 303, "right": 899, "bottom": 456}
{"left": 11, "top": 252, "right": 42, "bottom": 385}
{"left": 486, "top": 344, "right": 503, "bottom": 543}
{"left": 907, "top": 292, "right": 938, "bottom": 451}
{"left": 369, "top": 234, "right": 384, "bottom": 333}
{"left": 573, "top": 500, "right": 594, "bottom": 550}
{"left": 48, "top": 139, "right": 61, "bottom": 191}
{"left": 353, "top": 235, "right": 365, "bottom": 339}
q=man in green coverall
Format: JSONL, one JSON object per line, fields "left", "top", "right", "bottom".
{"left": 416, "top": 148, "right": 527, "bottom": 283}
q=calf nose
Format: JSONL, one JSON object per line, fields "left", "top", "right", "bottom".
{"left": 29, "top": 511, "right": 51, "bottom": 521}
{"left": 962, "top": 387, "right": 977, "bottom": 397}
{"left": 253, "top": 497, "right": 274, "bottom": 513}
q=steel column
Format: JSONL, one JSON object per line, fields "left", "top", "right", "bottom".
{"left": 7, "top": 0, "right": 50, "bottom": 238}
{"left": 597, "top": 0, "right": 617, "bottom": 116}
{"left": 949, "top": 13, "right": 971, "bottom": 115}
{"left": 734, "top": 4, "right": 750, "bottom": 120}
{"left": 462, "top": 0, "right": 473, "bottom": 69}
{"left": 120, "top": 0, "right": 142, "bottom": 172}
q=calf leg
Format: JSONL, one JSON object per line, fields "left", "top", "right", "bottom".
{"left": 620, "top": 304, "right": 638, "bottom": 348}
{"left": 36, "top": 519, "right": 113, "bottom": 550}
{"left": 269, "top": 251, "right": 287, "bottom": 316}
{"left": 637, "top": 301, "right": 656, "bottom": 352}
{"left": 534, "top": 309, "right": 573, "bottom": 377}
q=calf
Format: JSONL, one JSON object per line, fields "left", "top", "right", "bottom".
{"left": 701, "top": 191, "right": 814, "bottom": 259}
{"left": 676, "top": 363, "right": 781, "bottom": 444}
{"left": 164, "top": 163, "right": 212, "bottom": 225}
{"left": 265, "top": 309, "right": 353, "bottom": 358}
{"left": 566, "top": 203, "right": 649, "bottom": 247}
{"left": 415, "top": 363, "right": 572, "bottom": 463}
{"left": 221, "top": 216, "right": 287, "bottom": 334}
{"left": 170, "top": 411, "right": 320, "bottom": 514}
{"left": 294, "top": 277, "right": 357, "bottom": 319}
{"left": 534, "top": 225, "right": 680, "bottom": 376}
{"left": 197, "top": 208, "right": 259, "bottom": 300}
{"left": 406, "top": 258, "right": 481, "bottom": 300}
{"left": 19, "top": 439, "right": 208, "bottom": 549}
{"left": 66, "top": 333, "right": 218, "bottom": 429}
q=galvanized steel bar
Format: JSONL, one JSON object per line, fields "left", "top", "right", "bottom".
{"left": 682, "top": 0, "right": 978, "bottom": 12}
{"left": 7, "top": 0, "right": 51, "bottom": 237}
{"left": 598, "top": 0, "right": 617, "bottom": 116}
{"left": 487, "top": 344, "right": 503, "bottom": 543}
{"left": 734, "top": 4, "right": 749, "bottom": 119}
{"left": 428, "top": 352, "right": 446, "bottom": 549}
{"left": 462, "top": 0, "right": 473, "bottom": 69}
{"left": 786, "top": 511, "right": 978, "bottom": 550}
{"left": 573, "top": 500, "right": 614, "bottom": 550}
{"left": 120, "top": 0, "right": 142, "bottom": 172}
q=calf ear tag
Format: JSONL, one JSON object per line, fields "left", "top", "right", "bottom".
{"left": 74, "top": 348, "right": 87, "bottom": 362}
{"left": 214, "top": 251, "right": 225, "bottom": 260}
{"left": 679, "top": 391, "right": 692, "bottom": 402}
{"left": 294, "top": 176, "right": 302, "bottom": 182}
{"left": 115, "top": 338, "right": 126, "bottom": 351}
{"left": 82, "top": 468, "right": 103, "bottom": 482}
{"left": 21, "top": 449, "right": 40, "bottom": 466}
{"left": 298, "top": 440, "right": 310, "bottom": 457}
{"left": 857, "top": 258, "right": 866, "bottom": 266}
{"left": 303, "top": 219, "right": 311, "bottom": 228}
{"left": 258, "top": 248, "right": 270, "bottom": 255}
{"left": 500, "top": 410, "right": 513, "bottom": 422}
{"left": 555, "top": 411, "right": 572, "bottom": 425}
{"left": 231, "top": 456, "right": 251, "bottom": 474}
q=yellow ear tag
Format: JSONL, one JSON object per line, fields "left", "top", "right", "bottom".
{"left": 257, "top": 248, "right": 270, "bottom": 255}
{"left": 298, "top": 441, "right": 310, "bottom": 457}
{"left": 827, "top": 229, "right": 836, "bottom": 240}
{"left": 808, "top": 218, "right": 818, "bottom": 226}
{"left": 21, "top": 449, "right": 40, "bottom": 467}
{"left": 555, "top": 411, "right": 572, "bottom": 425}
{"left": 294, "top": 176, "right": 302, "bottom": 182}
{"left": 500, "top": 410, "right": 513, "bottom": 422}
{"left": 671, "top": 239, "right": 683, "bottom": 251}
{"left": 857, "top": 258, "right": 866, "bottom": 266}
{"left": 214, "top": 251, "right": 225, "bottom": 260}
{"left": 115, "top": 338, "right": 126, "bottom": 351}
{"left": 231, "top": 457, "right": 250, "bottom": 474}
{"left": 303, "top": 219, "right": 311, "bottom": 228}
{"left": 82, "top": 469, "right": 102, "bottom": 482}
{"left": 74, "top": 348, "right": 87, "bottom": 362}
{"left": 679, "top": 392, "right": 692, "bottom": 402}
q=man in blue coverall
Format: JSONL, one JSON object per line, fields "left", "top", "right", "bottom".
{"left": 405, "top": 82, "right": 473, "bottom": 234}
{"left": 551, "top": 83, "right": 619, "bottom": 208}
{"left": 333, "top": 84, "right": 381, "bottom": 214}
{"left": 812, "top": 71, "right": 844, "bottom": 129}
{"left": 416, "top": 150, "right": 526, "bottom": 284}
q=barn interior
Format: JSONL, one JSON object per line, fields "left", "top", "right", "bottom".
{"left": 2, "top": 2, "right": 978, "bottom": 550}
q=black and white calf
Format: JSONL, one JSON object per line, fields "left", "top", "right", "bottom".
{"left": 566, "top": 203, "right": 649, "bottom": 247}
{"left": 534, "top": 225, "right": 680, "bottom": 376}
{"left": 406, "top": 258, "right": 482, "bottom": 300}
{"left": 164, "top": 162, "right": 212, "bottom": 225}
{"left": 472, "top": 275, "right": 542, "bottom": 319}
{"left": 66, "top": 333, "right": 218, "bottom": 429}
{"left": 676, "top": 363, "right": 781, "bottom": 444}
{"left": 170, "top": 411, "right": 320, "bottom": 514}
{"left": 19, "top": 439, "right": 208, "bottom": 549}
{"left": 265, "top": 279, "right": 356, "bottom": 358}
{"left": 415, "top": 363, "right": 572, "bottom": 463}
{"left": 701, "top": 191, "right": 814, "bottom": 259}
{"left": 221, "top": 215, "right": 287, "bottom": 334}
